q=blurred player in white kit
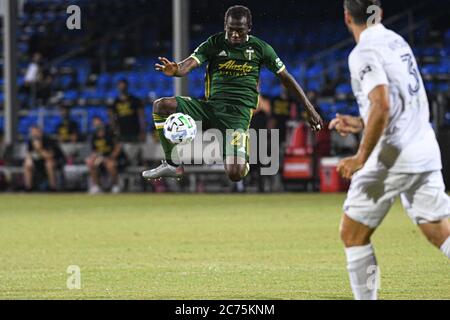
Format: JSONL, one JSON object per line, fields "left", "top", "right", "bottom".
{"left": 329, "top": 0, "right": 450, "bottom": 300}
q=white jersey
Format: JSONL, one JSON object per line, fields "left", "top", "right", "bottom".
{"left": 349, "top": 23, "right": 442, "bottom": 173}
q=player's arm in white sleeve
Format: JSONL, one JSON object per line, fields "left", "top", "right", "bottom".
{"left": 337, "top": 48, "right": 390, "bottom": 179}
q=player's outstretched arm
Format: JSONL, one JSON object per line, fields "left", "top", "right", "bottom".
{"left": 337, "top": 85, "right": 390, "bottom": 179}
{"left": 277, "top": 69, "right": 324, "bottom": 132}
{"left": 155, "top": 57, "right": 199, "bottom": 78}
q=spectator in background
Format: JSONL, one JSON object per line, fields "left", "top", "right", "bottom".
{"left": 320, "top": 75, "right": 338, "bottom": 97}
{"left": 108, "top": 79, "right": 146, "bottom": 143}
{"left": 24, "top": 53, "right": 44, "bottom": 108}
{"left": 24, "top": 53, "right": 43, "bottom": 87}
{"left": 23, "top": 126, "right": 66, "bottom": 192}
{"left": 56, "top": 105, "right": 80, "bottom": 144}
{"left": 24, "top": 52, "right": 54, "bottom": 107}
{"left": 250, "top": 96, "right": 272, "bottom": 192}
{"left": 86, "top": 117, "right": 128, "bottom": 194}
{"left": 271, "top": 86, "right": 294, "bottom": 146}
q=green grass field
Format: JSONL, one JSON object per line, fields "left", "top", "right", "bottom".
{"left": 0, "top": 194, "right": 448, "bottom": 300}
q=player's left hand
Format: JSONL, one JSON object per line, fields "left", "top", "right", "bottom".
{"left": 306, "top": 109, "right": 324, "bottom": 132}
{"left": 337, "top": 156, "right": 364, "bottom": 179}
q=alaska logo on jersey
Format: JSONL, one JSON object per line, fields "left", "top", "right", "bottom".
{"left": 218, "top": 60, "right": 254, "bottom": 76}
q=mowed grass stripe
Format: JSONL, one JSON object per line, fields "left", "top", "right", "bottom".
{"left": 0, "top": 194, "right": 448, "bottom": 299}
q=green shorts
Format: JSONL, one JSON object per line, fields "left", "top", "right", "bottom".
{"left": 175, "top": 96, "right": 253, "bottom": 160}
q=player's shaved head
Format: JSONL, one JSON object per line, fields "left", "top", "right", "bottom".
{"left": 224, "top": 5, "right": 252, "bottom": 46}
{"left": 344, "top": 0, "right": 382, "bottom": 25}
{"left": 224, "top": 5, "right": 252, "bottom": 29}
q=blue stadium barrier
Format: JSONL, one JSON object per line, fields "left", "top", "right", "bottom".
{"left": 440, "top": 47, "right": 450, "bottom": 58}
{"left": 55, "top": 75, "right": 74, "bottom": 90}
{"left": 64, "top": 90, "right": 79, "bottom": 101}
{"left": 336, "top": 83, "right": 353, "bottom": 96}
{"left": 269, "top": 86, "right": 282, "bottom": 98}
{"left": 445, "top": 29, "right": 450, "bottom": 43}
{"left": 318, "top": 102, "right": 332, "bottom": 114}
{"left": 97, "top": 73, "right": 112, "bottom": 89}
{"left": 425, "top": 81, "right": 435, "bottom": 92}
{"left": 306, "top": 80, "right": 322, "bottom": 92}
{"left": 43, "top": 115, "right": 62, "bottom": 135}
{"left": 438, "top": 63, "right": 450, "bottom": 75}
{"left": 106, "top": 90, "right": 118, "bottom": 100}
{"left": 437, "top": 83, "right": 449, "bottom": 93}
{"left": 77, "top": 68, "right": 90, "bottom": 86}
{"left": 306, "top": 64, "right": 324, "bottom": 79}
{"left": 348, "top": 104, "right": 360, "bottom": 117}
{"left": 331, "top": 102, "right": 348, "bottom": 114}
{"left": 421, "top": 64, "right": 440, "bottom": 76}
{"left": 445, "top": 113, "right": 450, "bottom": 126}
{"left": 4, "top": 1, "right": 449, "bottom": 134}
{"left": 19, "top": 115, "right": 38, "bottom": 136}
{"left": 422, "top": 47, "right": 440, "bottom": 58}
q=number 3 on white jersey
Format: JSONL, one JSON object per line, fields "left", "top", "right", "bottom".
{"left": 401, "top": 53, "right": 421, "bottom": 96}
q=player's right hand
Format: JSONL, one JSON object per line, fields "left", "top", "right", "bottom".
{"left": 329, "top": 114, "right": 364, "bottom": 137}
{"left": 155, "top": 57, "right": 179, "bottom": 77}
{"left": 307, "top": 109, "right": 324, "bottom": 132}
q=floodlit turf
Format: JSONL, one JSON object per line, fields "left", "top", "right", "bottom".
{"left": 0, "top": 194, "right": 448, "bottom": 300}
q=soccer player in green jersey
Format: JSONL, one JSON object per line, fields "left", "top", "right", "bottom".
{"left": 142, "top": 5, "right": 323, "bottom": 182}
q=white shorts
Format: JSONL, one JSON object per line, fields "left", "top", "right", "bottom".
{"left": 344, "top": 169, "right": 450, "bottom": 229}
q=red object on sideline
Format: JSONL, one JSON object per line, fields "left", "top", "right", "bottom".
{"left": 320, "top": 157, "right": 350, "bottom": 192}
{"left": 283, "top": 156, "right": 313, "bottom": 180}
{"left": 285, "top": 123, "right": 313, "bottom": 156}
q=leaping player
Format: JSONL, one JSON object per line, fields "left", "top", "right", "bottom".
{"left": 142, "top": 5, "right": 323, "bottom": 182}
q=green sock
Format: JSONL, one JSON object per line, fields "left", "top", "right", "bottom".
{"left": 153, "top": 114, "right": 177, "bottom": 165}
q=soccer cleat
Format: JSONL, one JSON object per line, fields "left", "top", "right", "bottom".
{"left": 243, "top": 162, "right": 250, "bottom": 178}
{"left": 88, "top": 184, "right": 102, "bottom": 195}
{"left": 142, "top": 161, "right": 184, "bottom": 180}
{"left": 111, "top": 185, "right": 122, "bottom": 194}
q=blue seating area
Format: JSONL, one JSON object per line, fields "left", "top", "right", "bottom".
{"left": 445, "top": 112, "right": 450, "bottom": 126}
{"left": 319, "top": 101, "right": 360, "bottom": 122}
{"left": 13, "top": 104, "right": 157, "bottom": 137}
{"left": 0, "top": 0, "right": 449, "bottom": 139}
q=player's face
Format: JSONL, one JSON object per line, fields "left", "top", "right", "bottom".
{"left": 225, "top": 16, "right": 250, "bottom": 46}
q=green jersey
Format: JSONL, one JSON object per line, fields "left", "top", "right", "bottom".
{"left": 190, "top": 32, "right": 286, "bottom": 109}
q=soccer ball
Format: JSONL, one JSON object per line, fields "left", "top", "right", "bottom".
{"left": 163, "top": 113, "right": 197, "bottom": 145}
